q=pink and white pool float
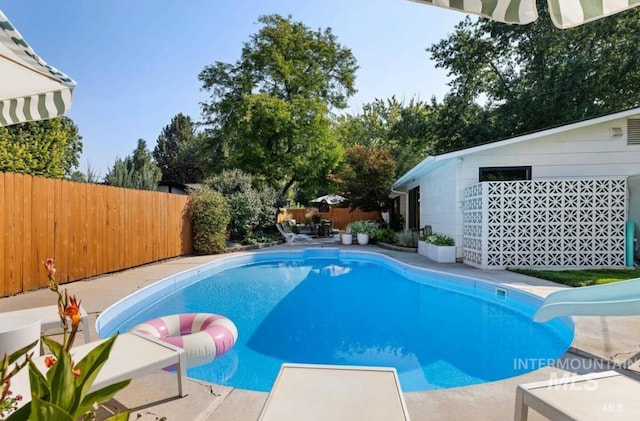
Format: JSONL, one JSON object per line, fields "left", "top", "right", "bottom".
{"left": 132, "top": 313, "right": 238, "bottom": 368}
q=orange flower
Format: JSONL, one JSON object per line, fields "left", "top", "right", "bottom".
{"left": 63, "top": 296, "right": 82, "bottom": 327}
{"left": 44, "top": 356, "right": 56, "bottom": 368}
{"left": 71, "top": 362, "right": 81, "bottom": 378}
{"left": 43, "top": 258, "right": 56, "bottom": 277}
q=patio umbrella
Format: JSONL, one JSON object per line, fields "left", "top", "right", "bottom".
{"left": 410, "top": 0, "right": 640, "bottom": 29}
{"left": 310, "top": 194, "right": 346, "bottom": 205}
{"left": 0, "top": 9, "right": 76, "bottom": 126}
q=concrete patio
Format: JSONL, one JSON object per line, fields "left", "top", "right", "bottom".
{"left": 2, "top": 241, "right": 639, "bottom": 420}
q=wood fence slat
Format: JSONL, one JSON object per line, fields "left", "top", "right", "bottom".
{"left": 53, "top": 179, "right": 66, "bottom": 282}
{"left": 40, "top": 177, "right": 55, "bottom": 289}
{"left": 22, "top": 174, "right": 35, "bottom": 291}
{"left": 85, "top": 183, "right": 98, "bottom": 278}
{"left": 11, "top": 173, "right": 23, "bottom": 294}
{"left": 95, "top": 184, "right": 107, "bottom": 275}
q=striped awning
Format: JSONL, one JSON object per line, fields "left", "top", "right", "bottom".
{"left": 0, "top": 10, "right": 76, "bottom": 126}
{"left": 410, "top": 0, "right": 640, "bottom": 29}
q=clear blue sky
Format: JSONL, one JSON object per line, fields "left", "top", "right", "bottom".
{"left": 1, "top": 0, "right": 465, "bottom": 177}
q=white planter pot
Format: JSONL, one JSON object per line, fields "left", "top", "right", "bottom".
{"left": 341, "top": 233, "right": 353, "bottom": 245}
{"left": 426, "top": 244, "right": 456, "bottom": 263}
{"left": 418, "top": 240, "right": 429, "bottom": 257}
{"left": 356, "top": 233, "right": 369, "bottom": 245}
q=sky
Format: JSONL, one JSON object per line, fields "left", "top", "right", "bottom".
{"left": 1, "top": 0, "right": 466, "bottom": 177}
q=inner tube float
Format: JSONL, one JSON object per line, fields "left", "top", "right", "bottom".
{"left": 132, "top": 313, "right": 238, "bottom": 368}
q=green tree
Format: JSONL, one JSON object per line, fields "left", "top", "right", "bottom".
{"left": 153, "top": 113, "right": 207, "bottom": 183}
{"left": 199, "top": 14, "right": 357, "bottom": 196}
{"left": 0, "top": 117, "right": 83, "bottom": 178}
{"left": 334, "top": 145, "right": 397, "bottom": 217}
{"left": 105, "top": 139, "right": 161, "bottom": 190}
{"left": 335, "top": 97, "right": 433, "bottom": 178}
{"left": 428, "top": 5, "right": 640, "bottom": 141}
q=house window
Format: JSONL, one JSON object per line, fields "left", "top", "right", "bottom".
{"left": 408, "top": 186, "right": 420, "bottom": 229}
{"left": 479, "top": 166, "right": 532, "bottom": 182}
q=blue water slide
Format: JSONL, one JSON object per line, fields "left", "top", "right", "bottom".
{"left": 534, "top": 277, "right": 640, "bottom": 322}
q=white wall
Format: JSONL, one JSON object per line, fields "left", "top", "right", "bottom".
{"left": 419, "top": 159, "right": 459, "bottom": 254}
{"left": 459, "top": 117, "right": 640, "bottom": 185}
{"left": 417, "top": 117, "right": 640, "bottom": 259}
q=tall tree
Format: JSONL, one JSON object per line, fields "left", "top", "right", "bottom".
{"left": 428, "top": 5, "right": 640, "bottom": 140}
{"left": 153, "top": 113, "right": 206, "bottom": 183}
{"left": 0, "top": 117, "right": 82, "bottom": 178}
{"left": 334, "top": 145, "right": 397, "bottom": 217}
{"left": 334, "top": 97, "right": 433, "bottom": 178}
{"left": 199, "top": 14, "right": 357, "bottom": 196}
{"left": 105, "top": 139, "right": 161, "bottom": 190}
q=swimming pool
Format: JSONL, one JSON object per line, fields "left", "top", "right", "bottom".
{"left": 97, "top": 248, "right": 574, "bottom": 392}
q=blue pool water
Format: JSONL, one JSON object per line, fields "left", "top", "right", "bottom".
{"left": 97, "top": 249, "right": 574, "bottom": 392}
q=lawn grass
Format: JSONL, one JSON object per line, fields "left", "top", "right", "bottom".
{"left": 510, "top": 268, "right": 640, "bottom": 287}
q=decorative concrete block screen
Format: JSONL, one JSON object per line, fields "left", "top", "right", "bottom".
{"left": 462, "top": 179, "right": 627, "bottom": 269}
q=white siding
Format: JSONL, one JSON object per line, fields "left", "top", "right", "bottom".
{"left": 459, "top": 117, "right": 640, "bottom": 186}
{"left": 419, "top": 160, "right": 460, "bottom": 256}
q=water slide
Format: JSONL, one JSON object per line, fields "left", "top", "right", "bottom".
{"left": 534, "top": 277, "right": 640, "bottom": 322}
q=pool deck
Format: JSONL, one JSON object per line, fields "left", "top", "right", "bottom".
{"left": 2, "top": 240, "right": 640, "bottom": 421}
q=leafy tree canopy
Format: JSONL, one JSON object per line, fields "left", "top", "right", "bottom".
{"left": 333, "top": 145, "right": 397, "bottom": 216}
{"left": 335, "top": 97, "right": 433, "bottom": 178}
{"left": 0, "top": 117, "right": 82, "bottom": 178}
{"left": 198, "top": 14, "right": 357, "bottom": 197}
{"left": 153, "top": 113, "right": 207, "bottom": 183}
{"left": 428, "top": 5, "right": 640, "bottom": 142}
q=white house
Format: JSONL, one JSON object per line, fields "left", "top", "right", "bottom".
{"left": 392, "top": 107, "right": 640, "bottom": 269}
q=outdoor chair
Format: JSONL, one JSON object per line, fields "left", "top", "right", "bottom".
{"left": 11, "top": 331, "right": 187, "bottom": 411}
{"left": 514, "top": 370, "right": 640, "bottom": 420}
{"left": 276, "top": 223, "right": 313, "bottom": 243}
{"left": 258, "top": 364, "right": 411, "bottom": 421}
{"left": 3, "top": 304, "right": 92, "bottom": 344}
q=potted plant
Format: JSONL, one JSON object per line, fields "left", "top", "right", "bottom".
{"left": 421, "top": 233, "right": 456, "bottom": 263}
{"left": 347, "top": 221, "right": 376, "bottom": 245}
{"left": 341, "top": 226, "right": 353, "bottom": 245}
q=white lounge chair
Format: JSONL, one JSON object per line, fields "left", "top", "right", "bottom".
{"left": 276, "top": 223, "right": 313, "bottom": 243}
{"left": 4, "top": 304, "right": 92, "bottom": 344}
{"left": 258, "top": 364, "right": 411, "bottom": 421}
{"left": 515, "top": 370, "right": 640, "bottom": 420}
{"left": 10, "top": 331, "right": 187, "bottom": 410}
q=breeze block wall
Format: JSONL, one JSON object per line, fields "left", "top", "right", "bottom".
{"left": 463, "top": 178, "right": 627, "bottom": 269}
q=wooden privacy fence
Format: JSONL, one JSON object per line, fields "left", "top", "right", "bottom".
{"left": 279, "top": 208, "right": 379, "bottom": 230}
{"left": 0, "top": 172, "right": 193, "bottom": 297}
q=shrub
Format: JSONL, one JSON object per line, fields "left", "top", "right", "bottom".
{"left": 422, "top": 233, "right": 454, "bottom": 246}
{"left": 207, "top": 169, "right": 277, "bottom": 240}
{"left": 373, "top": 227, "right": 397, "bottom": 244}
{"left": 189, "top": 187, "right": 230, "bottom": 254}
{"left": 347, "top": 220, "right": 377, "bottom": 237}
{"left": 396, "top": 230, "right": 419, "bottom": 248}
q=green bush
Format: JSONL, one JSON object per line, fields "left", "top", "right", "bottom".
{"left": 207, "top": 169, "right": 277, "bottom": 240}
{"left": 347, "top": 220, "right": 378, "bottom": 237}
{"left": 372, "top": 227, "right": 397, "bottom": 244}
{"left": 422, "top": 233, "right": 454, "bottom": 246}
{"left": 189, "top": 187, "right": 230, "bottom": 254}
{"left": 397, "top": 230, "right": 419, "bottom": 248}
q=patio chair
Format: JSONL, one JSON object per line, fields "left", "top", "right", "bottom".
{"left": 10, "top": 331, "right": 187, "bottom": 410}
{"left": 514, "top": 370, "right": 640, "bottom": 421}
{"left": 258, "top": 364, "right": 411, "bottom": 421}
{"left": 4, "top": 304, "right": 92, "bottom": 344}
{"left": 276, "top": 223, "right": 313, "bottom": 243}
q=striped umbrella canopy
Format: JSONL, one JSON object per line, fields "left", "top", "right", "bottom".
{"left": 410, "top": 0, "right": 640, "bottom": 29}
{"left": 0, "top": 10, "right": 76, "bottom": 127}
